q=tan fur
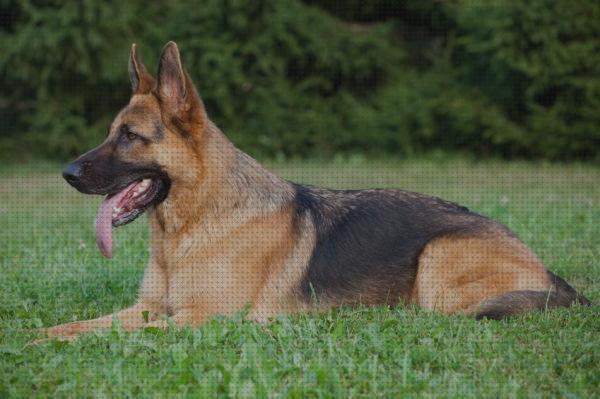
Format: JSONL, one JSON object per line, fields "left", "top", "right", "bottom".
{"left": 46, "top": 93, "right": 303, "bottom": 338}
{"left": 411, "top": 231, "right": 551, "bottom": 315}
{"left": 46, "top": 143, "right": 303, "bottom": 337}
{"left": 44, "top": 42, "right": 576, "bottom": 340}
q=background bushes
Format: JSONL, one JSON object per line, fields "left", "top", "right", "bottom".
{"left": 1, "top": 0, "right": 598, "bottom": 161}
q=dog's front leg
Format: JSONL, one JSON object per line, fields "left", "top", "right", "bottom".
{"left": 45, "top": 258, "right": 168, "bottom": 339}
{"left": 140, "top": 307, "right": 204, "bottom": 329}
{"left": 45, "top": 301, "right": 161, "bottom": 338}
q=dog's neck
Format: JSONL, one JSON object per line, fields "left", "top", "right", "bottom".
{"left": 150, "top": 120, "right": 294, "bottom": 236}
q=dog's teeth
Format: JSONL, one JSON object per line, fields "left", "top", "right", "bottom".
{"left": 131, "top": 179, "right": 151, "bottom": 199}
{"left": 134, "top": 185, "right": 146, "bottom": 197}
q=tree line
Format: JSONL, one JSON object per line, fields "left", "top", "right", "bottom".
{"left": 1, "top": 0, "right": 598, "bottom": 160}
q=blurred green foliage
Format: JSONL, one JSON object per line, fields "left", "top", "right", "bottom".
{"left": 1, "top": 0, "right": 598, "bottom": 160}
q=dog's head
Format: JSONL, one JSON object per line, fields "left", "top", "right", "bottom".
{"left": 63, "top": 42, "right": 206, "bottom": 257}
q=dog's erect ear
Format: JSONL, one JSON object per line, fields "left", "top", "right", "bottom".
{"left": 128, "top": 44, "right": 155, "bottom": 94}
{"left": 156, "top": 41, "right": 205, "bottom": 135}
{"left": 157, "top": 41, "right": 188, "bottom": 108}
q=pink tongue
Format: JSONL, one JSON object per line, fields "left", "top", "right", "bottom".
{"left": 95, "top": 182, "right": 137, "bottom": 258}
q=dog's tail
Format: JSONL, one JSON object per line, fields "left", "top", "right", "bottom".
{"left": 474, "top": 272, "right": 591, "bottom": 320}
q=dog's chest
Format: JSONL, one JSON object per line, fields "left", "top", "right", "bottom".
{"left": 156, "top": 222, "right": 275, "bottom": 315}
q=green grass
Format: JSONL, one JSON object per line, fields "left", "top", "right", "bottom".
{"left": 0, "top": 158, "right": 598, "bottom": 397}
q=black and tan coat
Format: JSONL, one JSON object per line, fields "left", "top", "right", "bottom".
{"left": 47, "top": 42, "right": 590, "bottom": 339}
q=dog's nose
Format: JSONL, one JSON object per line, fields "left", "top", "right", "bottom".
{"left": 62, "top": 162, "right": 83, "bottom": 187}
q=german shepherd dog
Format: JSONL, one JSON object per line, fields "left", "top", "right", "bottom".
{"left": 47, "top": 42, "right": 589, "bottom": 339}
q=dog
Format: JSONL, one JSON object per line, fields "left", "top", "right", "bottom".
{"left": 47, "top": 42, "right": 590, "bottom": 339}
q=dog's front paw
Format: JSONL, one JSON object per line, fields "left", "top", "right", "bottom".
{"left": 29, "top": 325, "right": 80, "bottom": 345}
{"left": 45, "top": 322, "right": 83, "bottom": 339}
{"left": 31, "top": 335, "right": 78, "bottom": 345}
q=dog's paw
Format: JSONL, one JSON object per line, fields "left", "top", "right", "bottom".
{"left": 30, "top": 335, "right": 78, "bottom": 345}
{"left": 44, "top": 321, "right": 83, "bottom": 338}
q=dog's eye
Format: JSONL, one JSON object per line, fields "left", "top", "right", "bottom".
{"left": 119, "top": 125, "right": 146, "bottom": 143}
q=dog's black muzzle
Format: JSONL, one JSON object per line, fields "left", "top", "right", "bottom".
{"left": 63, "top": 145, "right": 171, "bottom": 203}
{"left": 62, "top": 145, "right": 119, "bottom": 194}
{"left": 62, "top": 159, "right": 89, "bottom": 191}
{"left": 62, "top": 145, "right": 105, "bottom": 194}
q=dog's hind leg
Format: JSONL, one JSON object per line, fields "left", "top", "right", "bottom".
{"left": 412, "top": 234, "right": 553, "bottom": 315}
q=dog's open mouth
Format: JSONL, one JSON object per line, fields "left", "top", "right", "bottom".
{"left": 95, "top": 178, "right": 164, "bottom": 258}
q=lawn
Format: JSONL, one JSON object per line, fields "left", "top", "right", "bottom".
{"left": 0, "top": 157, "right": 598, "bottom": 397}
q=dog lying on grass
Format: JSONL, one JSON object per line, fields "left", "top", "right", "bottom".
{"left": 46, "top": 42, "right": 590, "bottom": 339}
